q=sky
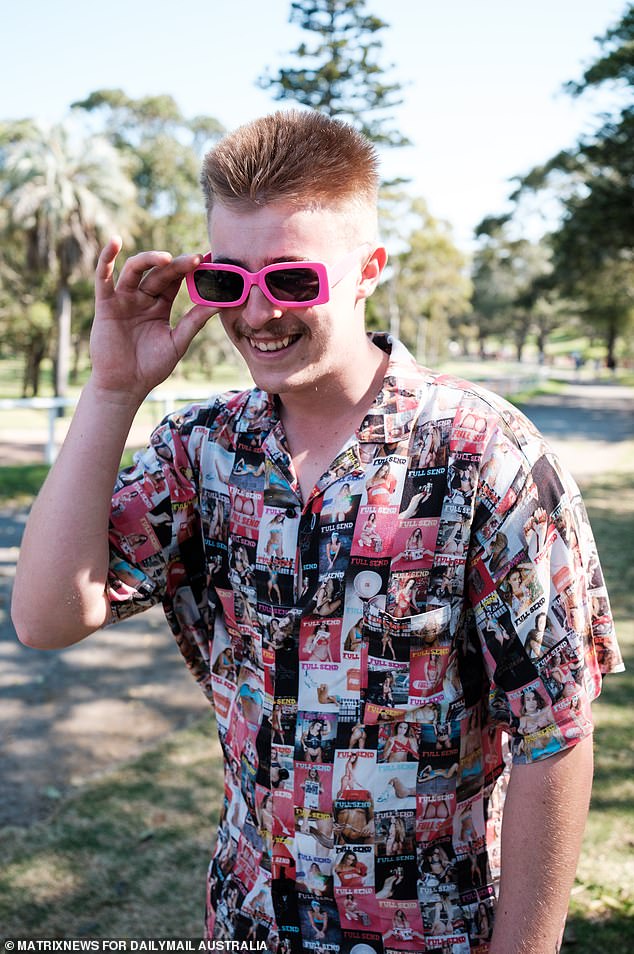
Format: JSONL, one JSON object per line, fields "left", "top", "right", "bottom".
{"left": 1, "top": 0, "right": 626, "bottom": 250}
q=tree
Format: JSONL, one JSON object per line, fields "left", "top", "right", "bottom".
{"left": 472, "top": 218, "right": 561, "bottom": 362}
{"left": 0, "top": 249, "right": 54, "bottom": 396}
{"left": 0, "top": 120, "right": 137, "bottom": 398}
{"left": 258, "top": 0, "right": 408, "bottom": 147}
{"left": 511, "top": 2, "right": 634, "bottom": 365}
{"left": 368, "top": 198, "right": 472, "bottom": 362}
{"left": 572, "top": 259, "right": 633, "bottom": 370}
{"left": 71, "top": 90, "right": 224, "bottom": 250}
{"left": 70, "top": 91, "right": 234, "bottom": 382}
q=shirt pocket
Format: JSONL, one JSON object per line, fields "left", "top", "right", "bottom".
{"left": 362, "top": 604, "right": 453, "bottom": 723}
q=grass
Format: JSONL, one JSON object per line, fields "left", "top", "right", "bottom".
{"left": 505, "top": 376, "right": 568, "bottom": 405}
{"left": 0, "top": 720, "right": 221, "bottom": 939}
{"left": 0, "top": 477, "right": 631, "bottom": 944}
{"left": 0, "top": 453, "right": 137, "bottom": 504}
{"left": 0, "top": 354, "right": 252, "bottom": 400}
{"left": 0, "top": 464, "right": 50, "bottom": 503}
{"left": 563, "top": 474, "right": 634, "bottom": 952}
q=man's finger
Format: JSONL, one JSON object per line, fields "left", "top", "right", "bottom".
{"left": 140, "top": 254, "right": 205, "bottom": 305}
{"left": 117, "top": 251, "right": 204, "bottom": 300}
{"left": 115, "top": 249, "right": 175, "bottom": 293}
{"left": 171, "top": 304, "right": 218, "bottom": 359}
{"left": 95, "top": 236, "right": 123, "bottom": 298}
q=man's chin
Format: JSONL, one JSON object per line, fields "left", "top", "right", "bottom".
{"left": 248, "top": 371, "right": 303, "bottom": 395}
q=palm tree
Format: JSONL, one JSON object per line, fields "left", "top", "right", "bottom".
{"left": 1, "top": 120, "right": 137, "bottom": 399}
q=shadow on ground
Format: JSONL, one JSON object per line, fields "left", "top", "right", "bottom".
{"left": 565, "top": 913, "right": 634, "bottom": 954}
{"left": 0, "top": 504, "right": 209, "bottom": 827}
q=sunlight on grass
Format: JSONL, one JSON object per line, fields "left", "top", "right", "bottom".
{"left": 5, "top": 852, "right": 81, "bottom": 904}
{"left": 0, "top": 720, "right": 219, "bottom": 937}
{"left": 562, "top": 476, "right": 634, "bottom": 952}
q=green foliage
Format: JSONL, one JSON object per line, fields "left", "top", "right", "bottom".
{"left": 471, "top": 219, "right": 562, "bottom": 360}
{"left": 258, "top": 0, "right": 409, "bottom": 147}
{"left": 71, "top": 89, "right": 224, "bottom": 250}
{"left": 369, "top": 196, "right": 471, "bottom": 361}
{"left": 68, "top": 91, "right": 234, "bottom": 379}
{"left": 0, "top": 120, "right": 139, "bottom": 397}
{"left": 510, "top": 2, "right": 634, "bottom": 366}
{"left": 571, "top": 259, "right": 634, "bottom": 368}
{"left": 565, "top": 3, "right": 634, "bottom": 93}
{"left": 1, "top": 120, "right": 138, "bottom": 275}
{"left": 0, "top": 93, "right": 232, "bottom": 395}
{"left": 515, "top": 2, "right": 634, "bottom": 264}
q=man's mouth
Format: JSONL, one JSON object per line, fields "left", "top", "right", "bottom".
{"left": 246, "top": 334, "right": 302, "bottom": 353}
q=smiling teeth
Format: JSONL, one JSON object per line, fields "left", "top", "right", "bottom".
{"left": 250, "top": 336, "right": 294, "bottom": 352}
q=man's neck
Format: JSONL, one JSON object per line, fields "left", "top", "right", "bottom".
{"left": 277, "top": 338, "right": 389, "bottom": 501}
{"left": 279, "top": 336, "right": 388, "bottom": 428}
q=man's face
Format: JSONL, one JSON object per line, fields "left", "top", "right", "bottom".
{"left": 208, "top": 200, "right": 380, "bottom": 399}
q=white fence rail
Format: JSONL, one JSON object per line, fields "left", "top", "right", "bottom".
{"left": 0, "top": 393, "right": 207, "bottom": 465}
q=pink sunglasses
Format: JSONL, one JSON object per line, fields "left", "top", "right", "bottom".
{"left": 186, "top": 244, "right": 370, "bottom": 309}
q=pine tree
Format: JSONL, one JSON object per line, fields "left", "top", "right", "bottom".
{"left": 259, "top": 0, "right": 408, "bottom": 147}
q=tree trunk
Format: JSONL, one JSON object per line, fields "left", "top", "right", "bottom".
{"left": 514, "top": 314, "right": 530, "bottom": 363}
{"left": 416, "top": 317, "right": 428, "bottom": 364}
{"left": 70, "top": 332, "right": 84, "bottom": 385}
{"left": 478, "top": 326, "right": 487, "bottom": 359}
{"left": 22, "top": 337, "right": 47, "bottom": 397}
{"left": 55, "top": 280, "right": 72, "bottom": 400}
{"left": 606, "top": 322, "right": 617, "bottom": 371}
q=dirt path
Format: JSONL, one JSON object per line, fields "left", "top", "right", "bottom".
{"left": 1, "top": 381, "right": 633, "bottom": 828}
{"left": 0, "top": 515, "right": 210, "bottom": 829}
{"left": 515, "top": 382, "right": 634, "bottom": 481}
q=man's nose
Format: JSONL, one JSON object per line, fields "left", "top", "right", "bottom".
{"left": 241, "top": 285, "right": 285, "bottom": 328}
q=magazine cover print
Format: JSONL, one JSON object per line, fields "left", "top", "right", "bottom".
{"left": 106, "top": 335, "right": 623, "bottom": 952}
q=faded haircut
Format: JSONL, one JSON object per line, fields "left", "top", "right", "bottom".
{"left": 201, "top": 110, "right": 380, "bottom": 218}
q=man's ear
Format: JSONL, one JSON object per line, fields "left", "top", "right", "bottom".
{"left": 356, "top": 246, "right": 388, "bottom": 302}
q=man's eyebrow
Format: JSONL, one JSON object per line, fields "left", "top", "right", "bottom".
{"left": 211, "top": 256, "right": 245, "bottom": 267}
{"left": 212, "top": 255, "right": 313, "bottom": 268}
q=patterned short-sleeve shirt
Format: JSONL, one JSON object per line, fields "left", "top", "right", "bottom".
{"left": 108, "top": 334, "right": 622, "bottom": 953}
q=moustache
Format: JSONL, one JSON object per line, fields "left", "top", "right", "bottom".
{"left": 234, "top": 321, "right": 307, "bottom": 339}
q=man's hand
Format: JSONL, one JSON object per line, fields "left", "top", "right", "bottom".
{"left": 90, "top": 238, "right": 216, "bottom": 405}
{"left": 13, "top": 240, "right": 215, "bottom": 649}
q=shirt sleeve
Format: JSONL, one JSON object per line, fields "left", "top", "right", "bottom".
{"left": 468, "top": 426, "right": 623, "bottom": 765}
{"left": 107, "top": 407, "right": 215, "bottom": 702}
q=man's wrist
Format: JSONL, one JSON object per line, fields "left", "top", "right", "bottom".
{"left": 84, "top": 375, "right": 148, "bottom": 415}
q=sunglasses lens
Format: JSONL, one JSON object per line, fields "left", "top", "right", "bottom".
{"left": 193, "top": 268, "right": 244, "bottom": 304}
{"left": 265, "top": 267, "right": 321, "bottom": 303}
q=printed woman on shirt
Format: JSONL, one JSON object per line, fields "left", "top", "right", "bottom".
{"left": 382, "top": 722, "right": 419, "bottom": 763}
{"left": 334, "top": 850, "right": 368, "bottom": 888}
{"left": 366, "top": 461, "right": 397, "bottom": 506}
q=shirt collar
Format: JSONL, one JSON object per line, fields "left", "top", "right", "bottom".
{"left": 356, "top": 333, "right": 423, "bottom": 444}
{"left": 233, "top": 333, "right": 425, "bottom": 496}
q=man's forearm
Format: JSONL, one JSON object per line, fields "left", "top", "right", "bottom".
{"left": 490, "top": 735, "right": 594, "bottom": 954}
{"left": 12, "top": 378, "right": 142, "bottom": 648}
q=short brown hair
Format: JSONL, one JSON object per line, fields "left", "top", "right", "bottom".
{"left": 201, "top": 109, "right": 380, "bottom": 214}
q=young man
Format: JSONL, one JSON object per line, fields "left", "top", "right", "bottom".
{"left": 13, "top": 110, "right": 622, "bottom": 952}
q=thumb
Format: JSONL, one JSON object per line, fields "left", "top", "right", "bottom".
{"left": 171, "top": 305, "right": 217, "bottom": 359}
